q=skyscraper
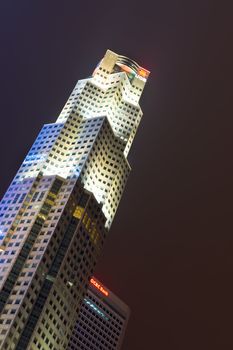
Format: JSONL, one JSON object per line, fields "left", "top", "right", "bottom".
{"left": 68, "top": 277, "right": 130, "bottom": 350}
{"left": 0, "top": 50, "right": 149, "bottom": 349}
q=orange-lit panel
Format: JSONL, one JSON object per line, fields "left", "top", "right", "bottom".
{"left": 138, "top": 68, "right": 149, "bottom": 78}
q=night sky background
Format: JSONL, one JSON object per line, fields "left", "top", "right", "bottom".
{"left": 0, "top": 1, "right": 233, "bottom": 349}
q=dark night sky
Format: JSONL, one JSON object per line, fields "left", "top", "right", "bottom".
{"left": 0, "top": 1, "right": 233, "bottom": 349}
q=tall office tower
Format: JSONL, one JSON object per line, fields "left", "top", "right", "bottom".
{"left": 0, "top": 50, "right": 149, "bottom": 349}
{"left": 68, "top": 277, "right": 130, "bottom": 350}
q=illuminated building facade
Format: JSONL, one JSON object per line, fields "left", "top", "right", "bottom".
{"left": 68, "top": 277, "right": 130, "bottom": 350}
{"left": 0, "top": 50, "right": 149, "bottom": 349}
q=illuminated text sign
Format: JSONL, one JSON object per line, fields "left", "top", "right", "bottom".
{"left": 90, "top": 278, "right": 109, "bottom": 297}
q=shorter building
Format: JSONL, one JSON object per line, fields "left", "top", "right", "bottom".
{"left": 68, "top": 277, "right": 130, "bottom": 350}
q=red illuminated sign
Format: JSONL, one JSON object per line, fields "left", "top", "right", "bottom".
{"left": 90, "top": 278, "right": 109, "bottom": 297}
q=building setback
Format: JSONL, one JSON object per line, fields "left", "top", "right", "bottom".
{"left": 0, "top": 50, "right": 149, "bottom": 349}
{"left": 68, "top": 277, "right": 130, "bottom": 350}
